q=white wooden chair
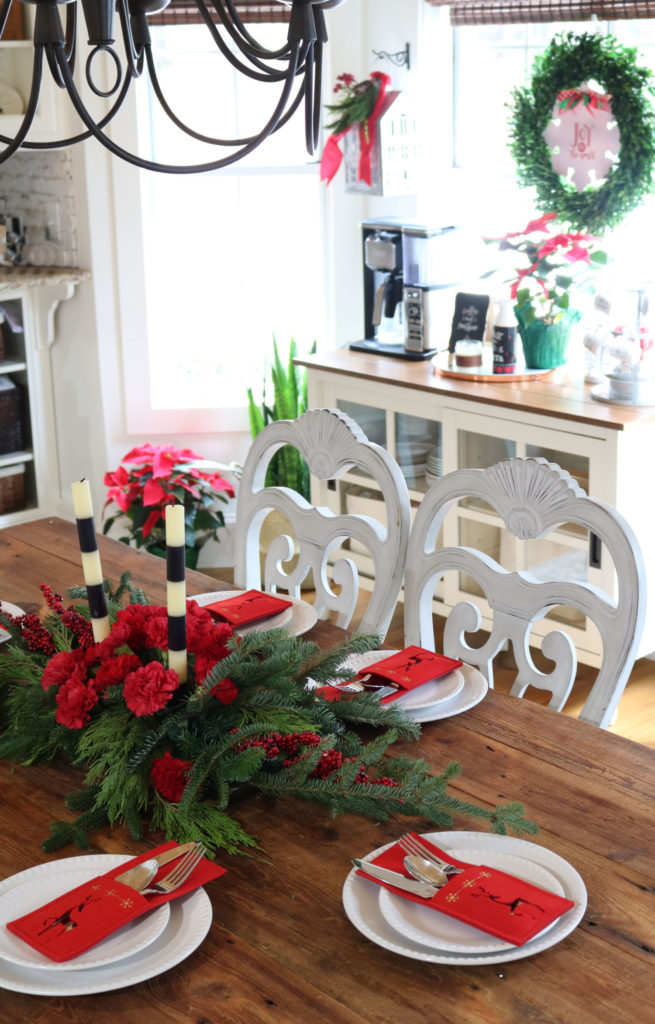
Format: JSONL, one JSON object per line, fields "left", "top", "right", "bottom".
{"left": 403, "top": 457, "right": 646, "bottom": 728}
{"left": 233, "top": 408, "right": 412, "bottom": 639}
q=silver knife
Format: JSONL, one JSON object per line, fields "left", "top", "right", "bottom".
{"left": 115, "top": 841, "right": 197, "bottom": 888}
{"left": 352, "top": 859, "right": 437, "bottom": 898}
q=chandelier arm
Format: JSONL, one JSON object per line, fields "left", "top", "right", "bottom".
{"left": 0, "top": 73, "right": 132, "bottom": 149}
{"left": 0, "top": 45, "right": 43, "bottom": 165}
{"left": 52, "top": 39, "right": 303, "bottom": 173}
{"left": 303, "top": 41, "right": 314, "bottom": 154}
{"left": 45, "top": 41, "right": 67, "bottom": 89}
{"left": 144, "top": 43, "right": 303, "bottom": 146}
{"left": 214, "top": 0, "right": 293, "bottom": 62}
{"left": 64, "top": 3, "right": 76, "bottom": 69}
{"left": 191, "top": 1, "right": 292, "bottom": 82}
{"left": 116, "top": 0, "right": 145, "bottom": 80}
{"left": 311, "top": 37, "right": 323, "bottom": 152}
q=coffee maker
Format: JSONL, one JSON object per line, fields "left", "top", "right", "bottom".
{"left": 350, "top": 218, "right": 471, "bottom": 360}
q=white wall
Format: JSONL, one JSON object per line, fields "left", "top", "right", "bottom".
{"left": 40, "top": 0, "right": 440, "bottom": 562}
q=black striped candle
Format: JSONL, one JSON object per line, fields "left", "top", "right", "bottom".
{"left": 71, "top": 479, "right": 110, "bottom": 642}
{"left": 165, "top": 503, "right": 187, "bottom": 682}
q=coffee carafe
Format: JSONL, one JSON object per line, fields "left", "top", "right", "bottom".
{"left": 358, "top": 218, "right": 405, "bottom": 346}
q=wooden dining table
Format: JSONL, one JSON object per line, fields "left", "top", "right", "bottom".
{"left": 0, "top": 517, "right": 654, "bottom": 1023}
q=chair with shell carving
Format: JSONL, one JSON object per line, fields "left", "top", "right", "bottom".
{"left": 233, "top": 408, "right": 412, "bottom": 639}
{"left": 403, "top": 457, "right": 646, "bottom": 728}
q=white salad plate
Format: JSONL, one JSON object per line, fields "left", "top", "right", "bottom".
{"left": 0, "top": 855, "right": 170, "bottom": 971}
{"left": 0, "top": 855, "right": 212, "bottom": 996}
{"left": 378, "top": 847, "right": 565, "bottom": 953}
{"left": 192, "top": 589, "right": 317, "bottom": 636}
{"left": 0, "top": 601, "right": 24, "bottom": 643}
{"left": 343, "top": 831, "right": 586, "bottom": 966}
{"left": 335, "top": 650, "right": 465, "bottom": 710}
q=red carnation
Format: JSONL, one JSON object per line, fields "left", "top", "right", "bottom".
{"left": 210, "top": 677, "right": 239, "bottom": 704}
{"left": 123, "top": 661, "right": 180, "bottom": 716}
{"left": 150, "top": 751, "right": 193, "bottom": 802}
{"left": 143, "top": 613, "right": 169, "bottom": 650}
{"left": 55, "top": 668, "right": 98, "bottom": 729}
{"left": 93, "top": 653, "right": 142, "bottom": 694}
{"left": 41, "top": 650, "right": 86, "bottom": 690}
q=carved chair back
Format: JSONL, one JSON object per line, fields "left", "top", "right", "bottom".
{"left": 403, "top": 458, "right": 646, "bottom": 727}
{"left": 234, "top": 408, "right": 412, "bottom": 639}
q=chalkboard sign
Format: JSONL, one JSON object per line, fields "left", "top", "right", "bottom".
{"left": 448, "top": 293, "right": 490, "bottom": 353}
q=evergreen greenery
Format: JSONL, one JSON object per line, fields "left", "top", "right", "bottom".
{"left": 509, "top": 32, "right": 655, "bottom": 234}
{"left": 0, "top": 580, "right": 538, "bottom": 857}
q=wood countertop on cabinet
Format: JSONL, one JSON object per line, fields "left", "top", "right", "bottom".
{"left": 296, "top": 348, "right": 655, "bottom": 431}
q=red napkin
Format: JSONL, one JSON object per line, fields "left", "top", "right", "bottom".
{"left": 6, "top": 841, "right": 225, "bottom": 963}
{"left": 204, "top": 590, "right": 292, "bottom": 626}
{"left": 356, "top": 833, "right": 575, "bottom": 946}
{"left": 319, "top": 646, "right": 461, "bottom": 704}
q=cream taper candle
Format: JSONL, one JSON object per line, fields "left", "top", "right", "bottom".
{"left": 165, "top": 503, "right": 187, "bottom": 682}
{"left": 71, "top": 478, "right": 110, "bottom": 642}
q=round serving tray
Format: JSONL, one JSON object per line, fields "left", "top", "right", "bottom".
{"left": 433, "top": 352, "right": 557, "bottom": 383}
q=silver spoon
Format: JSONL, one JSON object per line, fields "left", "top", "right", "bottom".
{"left": 403, "top": 854, "right": 449, "bottom": 888}
{"left": 115, "top": 858, "right": 159, "bottom": 892}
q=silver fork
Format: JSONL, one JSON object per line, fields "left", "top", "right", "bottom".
{"left": 399, "top": 833, "right": 461, "bottom": 875}
{"left": 140, "top": 842, "right": 206, "bottom": 896}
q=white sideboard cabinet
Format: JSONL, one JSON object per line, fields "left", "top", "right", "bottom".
{"left": 298, "top": 349, "right": 655, "bottom": 667}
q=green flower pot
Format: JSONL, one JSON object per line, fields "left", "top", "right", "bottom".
{"left": 514, "top": 306, "right": 581, "bottom": 370}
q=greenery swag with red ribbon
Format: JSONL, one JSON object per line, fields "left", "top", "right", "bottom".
{"left": 320, "top": 71, "right": 391, "bottom": 186}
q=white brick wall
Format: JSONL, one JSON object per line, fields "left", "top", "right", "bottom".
{"left": 0, "top": 149, "right": 78, "bottom": 267}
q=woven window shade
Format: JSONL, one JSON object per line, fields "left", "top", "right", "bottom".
{"left": 427, "top": 1, "right": 655, "bottom": 23}
{"left": 148, "top": 1, "right": 290, "bottom": 26}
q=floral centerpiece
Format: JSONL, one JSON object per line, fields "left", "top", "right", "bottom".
{"left": 0, "top": 580, "right": 536, "bottom": 857}
{"left": 489, "top": 212, "right": 608, "bottom": 368}
{"left": 103, "top": 444, "right": 236, "bottom": 569}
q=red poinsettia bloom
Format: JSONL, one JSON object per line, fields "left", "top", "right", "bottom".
{"left": 41, "top": 649, "right": 87, "bottom": 690}
{"left": 123, "top": 661, "right": 180, "bottom": 716}
{"left": 93, "top": 653, "right": 142, "bottom": 694}
{"left": 150, "top": 751, "right": 193, "bottom": 802}
{"left": 210, "top": 677, "right": 239, "bottom": 705}
{"left": 55, "top": 669, "right": 99, "bottom": 729}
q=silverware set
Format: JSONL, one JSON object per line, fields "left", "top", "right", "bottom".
{"left": 354, "top": 833, "right": 462, "bottom": 895}
{"left": 116, "top": 842, "right": 205, "bottom": 897}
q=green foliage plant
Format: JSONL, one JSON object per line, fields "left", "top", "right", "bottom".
{"left": 247, "top": 337, "right": 311, "bottom": 501}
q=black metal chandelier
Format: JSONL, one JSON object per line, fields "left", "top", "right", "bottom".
{"left": 0, "top": 0, "right": 345, "bottom": 173}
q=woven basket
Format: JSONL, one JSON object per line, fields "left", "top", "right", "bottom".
{"left": 0, "top": 465, "right": 25, "bottom": 514}
{"left": 0, "top": 383, "right": 24, "bottom": 455}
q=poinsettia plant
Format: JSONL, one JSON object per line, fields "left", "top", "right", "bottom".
{"left": 489, "top": 212, "right": 608, "bottom": 325}
{"left": 103, "top": 444, "right": 237, "bottom": 568}
{"left": 0, "top": 578, "right": 536, "bottom": 857}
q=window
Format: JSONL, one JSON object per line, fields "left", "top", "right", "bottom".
{"left": 447, "top": 18, "right": 655, "bottom": 282}
{"left": 119, "top": 22, "right": 327, "bottom": 434}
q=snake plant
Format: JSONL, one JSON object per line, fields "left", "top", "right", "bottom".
{"left": 247, "top": 338, "right": 311, "bottom": 501}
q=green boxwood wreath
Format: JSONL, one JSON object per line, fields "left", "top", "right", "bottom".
{"left": 509, "top": 32, "right": 655, "bottom": 235}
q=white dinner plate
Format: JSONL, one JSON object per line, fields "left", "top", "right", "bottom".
{"left": 0, "top": 855, "right": 170, "bottom": 971}
{"left": 0, "top": 600, "right": 24, "bottom": 643}
{"left": 378, "top": 847, "right": 565, "bottom": 953}
{"left": 0, "top": 856, "right": 212, "bottom": 995}
{"left": 192, "top": 590, "right": 317, "bottom": 637}
{"left": 407, "top": 663, "right": 488, "bottom": 722}
{"left": 342, "top": 831, "right": 586, "bottom": 966}
{"left": 333, "top": 651, "right": 465, "bottom": 709}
